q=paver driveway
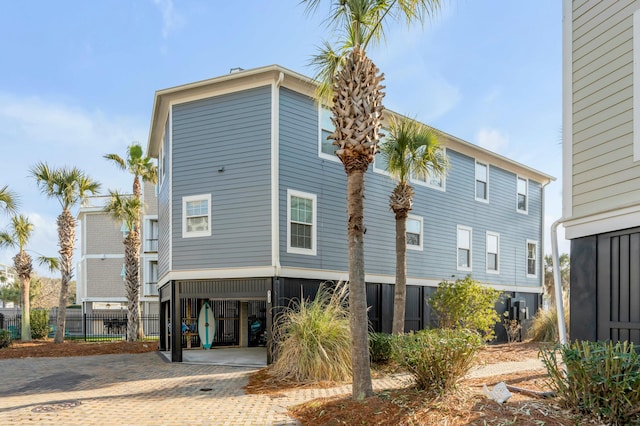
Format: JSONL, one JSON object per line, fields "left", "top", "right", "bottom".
{"left": 0, "top": 352, "right": 298, "bottom": 425}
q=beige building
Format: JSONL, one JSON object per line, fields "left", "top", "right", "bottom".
{"left": 76, "top": 181, "right": 159, "bottom": 315}
{"left": 563, "top": 0, "right": 640, "bottom": 344}
{"left": 0, "top": 263, "right": 16, "bottom": 308}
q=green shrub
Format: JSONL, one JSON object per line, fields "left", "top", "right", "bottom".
{"left": 527, "top": 305, "right": 569, "bottom": 342}
{"left": 30, "top": 309, "right": 50, "bottom": 340}
{"left": 0, "top": 329, "right": 12, "bottom": 349}
{"left": 369, "top": 332, "right": 396, "bottom": 364}
{"left": 429, "top": 276, "right": 502, "bottom": 341}
{"left": 270, "top": 281, "right": 352, "bottom": 382}
{"left": 394, "top": 328, "right": 482, "bottom": 395}
{"left": 541, "top": 340, "right": 640, "bottom": 425}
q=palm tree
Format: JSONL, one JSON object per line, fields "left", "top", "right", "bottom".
{"left": 379, "top": 116, "right": 447, "bottom": 334}
{"left": 304, "top": 0, "right": 442, "bottom": 400}
{"left": 104, "top": 143, "right": 158, "bottom": 339}
{"left": 0, "top": 185, "right": 19, "bottom": 215}
{"left": 104, "top": 191, "right": 143, "bottom": 342}
{"left": 0, "top": 215, "right": 59, "bottom": 341}
{"left": 31, "top": 162, "right": 100, "bottom": 343}
{"left": 0, "top": 215, "right": 34, "bottom": 340}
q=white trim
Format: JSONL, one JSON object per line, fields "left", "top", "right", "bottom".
{"left": 474, "top": 161, "right": 489, "bottom": 203}
{"left": 526, "top": 239, "right": 538, "bottom": 278}
{"left": 634, "top": 9, "right": 640, "bottom": 162}
{"left": 563, "top": 203, "right": 640, "bottom": 239}
{"left": 286, "top": 189, "right": 317, "bottom": 255}
{"left": 318, "top": 106, "right": 341, "bottom": 163}
{"left": 85, "top": 254, "right": 125, "bottom": 259}
{"left": 457, "top": 225, "right": 472, "bottom": 271}
{"left": 516, "top": 176, "right": 528, "bottom": 214}
{"left": 272, "top": 73, "right": 284, "bottom": 274}
{"left": 406, "top": 214, "right": 423, "bottom": 251}
{"left": 485, "top": 231, "right": 500, "bottom": 274}
{"left": 182, "top": 194, "right": 212, "bottom": 238}
{"left": 155, "top": 265, "right": 544, "bottom": 294}
{"left": 562, "top": 0, "right": 573, "bottom": 218}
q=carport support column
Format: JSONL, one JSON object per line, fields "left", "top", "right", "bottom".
{"left": 171, "top": 281, "right": 182, "bottom": 362}
{"left": 239, "top": 302, "right": 248, "bottom": 347}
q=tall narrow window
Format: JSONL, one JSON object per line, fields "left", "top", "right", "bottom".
{"left": 145, "top": 260, "right": 158, "bottom": 296}
{"left": 287, "top": 189, "right": 317, "bottom": 255}
{"left": 475, "top": 161, "right": 488, "bottom": 201}
{"left": 527, "top": 240, "right": 538, "bottom": 277}
{"left": 182, "top": 194, "right": 211, "bottom": 238}
{"left": 406, "top": 215, "right": 423, "bottom": 250}
{"left": 486, "top": 232, "right": 500, "bottom": 273}
{"left": 319, "top": 107, "right": 338, "bottom": 160}
{"left": 457, "top": 225, "right": 472, "bottom": 270}
{"left": 517, "top": 177, "right": 528, "bottom": 213}
{"left": 146, "top": 219, "right": 159, "bottom": 252}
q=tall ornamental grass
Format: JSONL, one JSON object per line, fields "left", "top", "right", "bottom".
{"left": 394, "top": 328, "right": 482, "bottom": 395}
{"left": 270, "top": 281, "right": 352, "bottom": 382}
{"left": 541, "top": 340, "right": 640, "bottom": 425}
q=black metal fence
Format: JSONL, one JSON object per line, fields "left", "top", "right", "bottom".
{"left": 0, "top": 313, "right": 160, "bottom": 342}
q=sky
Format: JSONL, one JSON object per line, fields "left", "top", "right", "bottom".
{"left": 0, "top": 0, "right": 565, "bottom": 277}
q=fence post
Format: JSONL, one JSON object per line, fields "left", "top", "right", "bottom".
{"left": 84, "top": 313, "right": 87, "bottom": 341}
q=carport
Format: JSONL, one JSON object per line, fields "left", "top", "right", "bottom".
{"left": 158, "top": 278, "right": 273, "bottom": 363}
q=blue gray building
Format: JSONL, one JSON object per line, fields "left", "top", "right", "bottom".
{"left": 147, "top": 65, "right": 554, "bottom": 362}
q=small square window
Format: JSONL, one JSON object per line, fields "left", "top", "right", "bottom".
{"left": 182, "top": 194, "right": 211, "bottom": 238}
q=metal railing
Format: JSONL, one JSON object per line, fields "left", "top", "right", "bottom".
{"left": 0, "top": 313, "right": 160, "bottom": 342}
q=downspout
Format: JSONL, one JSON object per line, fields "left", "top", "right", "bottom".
{"left": 551, "top": 217, "right": 568, "bottom": 344}
{"left": 271, "top": 71, "right": 285, "bottom": 277}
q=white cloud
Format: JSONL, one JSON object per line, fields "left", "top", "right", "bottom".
{"left": 153, "top": 0, "right": 185, "bottom": 39}
{"left": 476, "top": 128, "right": 509, "bottom": 154}
{"left": 0, "top": 93, "right": 148, "bottom": 277}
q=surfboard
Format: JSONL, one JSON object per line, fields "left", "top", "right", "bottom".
{"left": 197, "top": 301, "right": 216, "bottom": 349}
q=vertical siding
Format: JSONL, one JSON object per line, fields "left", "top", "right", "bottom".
{"left": 278, "top": 88, "right": 543, "bottom": 289}
{"left": 572, "top": 0, "right": 640, "bottom": 217}
{"left": 171, "top": 86, "right": 272, "bottom": 269}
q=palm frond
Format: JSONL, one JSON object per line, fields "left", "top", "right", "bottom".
{"left": 11, "top": 214, "right": 34, "bottom": 251}
{"left": 31, "top": 162, "right": 100, "bottom": 210}
{"left": 0, "top": 185, "right": 19, "bottom": 215}
{"left": 104, "top": 190, "right": 142, "bottom": 233}
{"left": 0, "top": 231, "right": 15, "bottom": 249}
{"left": 103, "top": 153, "right": 127, "bottom": 170}
{"left": 37, "top": 256, "right": 60, "bottom": 273}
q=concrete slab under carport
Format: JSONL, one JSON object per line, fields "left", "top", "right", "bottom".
{"left": 161, "top": 346, "right": 267, "bottom": 367}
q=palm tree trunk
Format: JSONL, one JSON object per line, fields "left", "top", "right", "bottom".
{"left": 346, "top": 168, "right": 373, "bottom": 400}
{"left": 392, "top": 215, "right": 407, "bottom": 335}
{"left": 124, "top": 231, "right": 141, "bottom": 342}
{"left": 133, "top": 176, "right": 145, "bottom": 339}
{"left": 55, "top": 209, "right": 75, "bottom": 344}
{"left": 20, "top": 275, "right": 31, "bottom": 341}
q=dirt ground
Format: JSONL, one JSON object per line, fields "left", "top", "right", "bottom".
{"left": 246, "top": 341, "right": 599, "bottom": 426}
{"left": 0, "top": 338, "right": 158, "bottom": 359}
{"left": 0, "top": 339, "right": 594, "bottom": 425}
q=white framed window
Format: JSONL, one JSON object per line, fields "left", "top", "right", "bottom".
{"left": 517, "top": 176, "right": 528, "bottom": 213}
{"left": 411, "top": 148, "right": 446, "bottom": 191}
{"left": 457, "top": 225, "right": 472, "bottom": 271}
{"left": 526, "top": 240, "right": 538, "bottom": 278}
{"left": 406, "top": 215, "right": 423, "bottom": 251}
{"left": 486, "top": 231, "right": 500, "bottom": 273}
{"left": 145, "top": 260, "right": 158, "bottom": 296}
{"left": 146, "top": 219, "right": 159, "bottom": 252}
{"left": 287, "top": 189, "right": 317, "bottom": 255}
{"left": 318, "top": 107, "right": 340, "bottom": 162}
{"left": 475, "top": 161, "right": 489, "bottom": 202}
{"left": 182, "top": 194, "right": 211, "bottom": 238}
